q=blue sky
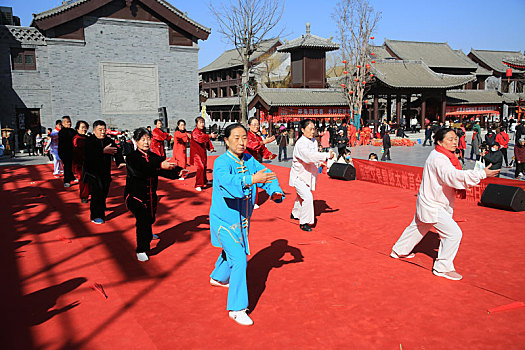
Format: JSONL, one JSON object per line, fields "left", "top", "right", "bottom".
{"left": 2, "top": 0, "right": 524, "bottom": 68}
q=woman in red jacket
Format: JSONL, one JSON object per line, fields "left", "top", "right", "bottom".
{"left": 72, "top": 120, "right": 90, "bottom": 203}
{"left": 457, "top": 129, "right": 466, "bottom": 165}
{"left": 173, "top": 119, "right": 191, "bottom": 175}
{"left": 190, "top": 117, "right": 216, "bottom": 191}
{"left": 495, "top": 127, "right": 510, "bottom": 167}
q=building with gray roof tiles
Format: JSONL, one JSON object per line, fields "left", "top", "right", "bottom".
{"left": 384, "top": 39, "right": 477, "bottom": 71}
{"left": 253, "top": 88, "right": 347, "bottom": 107}
{"left": 371, "top": 60, "right": 475, "bottom": 89}
{"left": 277, "top": 29, "right": 339, "bottom": 52}
{"left": 1, "top": 1, "right": 209, "bottom": 151}
{"left": 199, "top": 38, "right": 281, "bottom": 73}
{"left": 369, "top": 45, "right": 391, "bottom": 60}
{"left": 468, "top": 49, "right": 524, "bottom": 74}
{"left": 446, "top": 89, "right": 507, "bottom": 105}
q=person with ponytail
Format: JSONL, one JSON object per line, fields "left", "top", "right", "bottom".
{"left": 390, "top": 128, "right": 500, "bottom": 281}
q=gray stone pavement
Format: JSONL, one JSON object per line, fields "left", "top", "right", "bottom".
{"left": 2, "top": 130, "right": 521, "bottom": 180}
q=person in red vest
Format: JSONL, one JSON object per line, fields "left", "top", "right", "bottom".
{"left": 246, "top": 117, "right": 276, "bottom": 209}
{"left": 173, "top": 119, "right": 191, "bottom": 176}
{"left": 190, "top": 117, "right": 216, "bottom": 191}
{"left": 246, "top": 117, "right": 276, "bottom": 162}
{"left": 347, "top": 123, "right": 357, "bottom": 147}
{"left": 363, "top": 124, "right": 372, "bottom": 145}
{"left": 495, "top": 127, "right": 510, "bottom": 167}
{"left": 358, "top": 128, "right": 366, "bottom": 145}
{"left": 151, "top": 119, "right": 172, "bottom": 160}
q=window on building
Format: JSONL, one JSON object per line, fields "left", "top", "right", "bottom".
{"left": 11, "top": 48, "right": 36, "bottom": 70}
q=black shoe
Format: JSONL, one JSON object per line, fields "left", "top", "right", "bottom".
{"left": 81, "top": 198, "right": 88, "bottom": 203}
{"left": 300, "top": 224, "right": 312, "bottom": 232}
{"left": 290, "top": 213, "right": 299, "bottom": 220}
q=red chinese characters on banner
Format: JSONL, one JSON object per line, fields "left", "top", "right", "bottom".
{"left": 352, "top": 159, "right": 525, "bottom": 203}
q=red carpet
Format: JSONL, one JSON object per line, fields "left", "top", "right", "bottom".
{"left": 1, "top": 159, "right": 524, "bottom": 349}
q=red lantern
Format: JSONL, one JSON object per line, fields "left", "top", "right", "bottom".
{"left": 341, "top": 84, "right": 346, "bottom": 88}
{"left": 371, "top": 52, "right": 375, "bottom": 56}
{"left": 364, "top": 100, "right": 369, "bottom": 104}
{"left": 343, "top": 71, "right": 348, "bottom": 74}
{"left": 356, "top": 65, "right": 361, "bottom": 68}
{"left": 370, "top": 74, "right": 374, "bottom": 77}
{"left": 371, "top": 60, "right": 376, "bottom": 63}
{"left": 342, "top": 60, "right": 347, "bottom": 64}
{"left": 506, "top": 68, "right": 512, "bottom": 77}
{"left": 349, "top": 90, "right": 354, "bottom": 94}
{"left": 365, "top": 64, "right": 370, "bottom": 69}
{"left": 370, "top": 36, "right": 375, "bottom": 40}
{"left": 362, "top": 81, "right": 366, "bottom": 84}
{"left": 354, "top": 78, "right": 359, "bottom": 82}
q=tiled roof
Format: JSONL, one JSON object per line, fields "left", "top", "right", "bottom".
{"left": 385, "top": 39, "right": 477, "bottom": 70}
{"left": 0, "top": 25, "right": 46, "bottom": 44}
{"left": 369, "top": 45, "right": 392, "bottom": 59}
{"left": 470, "top": 49, "right": 524, "bottom": 73}
{"left": 446, "top": 89, "right": 505, "bottom": 105}
{"left": 199, "top": 38, "right": 281, "bottom": 73}
{"left": 252, "top": 88, "right": 347, "bottom": 107}
{"left": 371, "top": 60, "right": 476, "bottom": 89}
{"left": 277, "top": 33, "right": 339, "bottom": 52}
{"left": 32, "top": 0, "right": 210, "bottom": 33}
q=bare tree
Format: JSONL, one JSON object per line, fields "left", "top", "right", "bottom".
{"left": 210, "top": 0, "right": 284, "bottom": 123}
{"left": 332, "top": 0, "right": 380, "bottom": 128}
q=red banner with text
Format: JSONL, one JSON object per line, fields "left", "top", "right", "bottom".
{"left": 352, "top": 159, "right": 525, "bottom": 203}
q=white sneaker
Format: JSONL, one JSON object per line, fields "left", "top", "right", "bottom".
{"left": 137, "top": 252, "right": 149, "bottom": 262}
{"left": 433, "top": 270, "right": 462, "bottom": 281}
{"left": 178, "top": 177, "right": 185, "bottom": 181}
{"left": 390, "top": 251, "right": 415, "bottom": 259}
{"left": 210, "top": 278, "right": 229, "bottom": 288}
{"left": 228, "top": 309, "right": 253, "bottom": 326}
{"left": 253, "top": 204, "right": 260, "bottom": 209}
{"left": 195, "top": 187, "right": 202, "bottom": 192}
{"left": 152, "top": 234, "right": 159, "bottom": 240}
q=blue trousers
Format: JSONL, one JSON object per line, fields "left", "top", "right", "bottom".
{"left": 210, "top": 235, "right": 248, "bottom": 311}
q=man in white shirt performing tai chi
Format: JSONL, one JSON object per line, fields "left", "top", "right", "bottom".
{"left": 390, "top": 128, "right": 500, "bottom": 280}
{"left": 289, "top": 119, "right": 335, "bottom": 232}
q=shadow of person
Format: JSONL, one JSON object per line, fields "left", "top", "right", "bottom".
{"left": 412, "top": 231, "right": 440, "bottom": 260}
{"left": 149, "top": 215, "right": 209, "bottom": 256}
{"left": 23, "top": 277, "right": 87, "bottom": 326}
{"left": 247, "top": 239, "right": 303, "bottom": 312}
{"left": 314, "top": 200, "right": 339, "bottom": 216}
{"left": 255, "top": 191, "right": 269, "bottom": 206}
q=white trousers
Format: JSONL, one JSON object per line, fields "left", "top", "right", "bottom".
{"left": 50, "top": 149, "right": 63, "bottom": 175}
{"left": 392, "top": 208, "right": 463, "bottom": 273}
{"left": 292, "top": 178, "right": 314, "bottom": 225}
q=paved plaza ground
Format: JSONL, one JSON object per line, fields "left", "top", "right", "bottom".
{"left": 3, "top": 130, "right": 521, "bottom": 180}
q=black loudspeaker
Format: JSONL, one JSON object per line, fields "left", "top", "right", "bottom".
{"left": 158, "top": 107, "right": 168, "bottom": 129}
{"left": 328, "top": 163, "right": 356, "bottom": 181}
{"left": 480, "top": 184, "right": 525, "bottom": 212}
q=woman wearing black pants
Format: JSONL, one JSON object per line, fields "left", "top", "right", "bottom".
{"left": 125, "top": 128, "right": 185, "bottom": 262}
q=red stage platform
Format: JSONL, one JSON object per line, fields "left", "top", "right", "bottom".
{"left": 1, "top": 160, "right": 524, "bottom": 349}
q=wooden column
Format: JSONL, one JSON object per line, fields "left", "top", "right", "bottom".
{"left": 386, "top": 94, "right": 392, "bottom": 121}
{"left": 373, "top": 93, "right": 379, "bottom": 121}
{"left": 406, "top": 94, "right": 411, "bottom": 119}
{"left": 440, "top": 92, "right": 446, "bottom": 122}
{"left": 396, "top": 94, "right": 401, "bottom": 124}
{"left": 420, "top": 99, "right": 426, "bottom": 128}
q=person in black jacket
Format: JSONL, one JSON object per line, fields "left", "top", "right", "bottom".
{"left": 125, "top": 128, "right": 186, "bottom": 262}
{"left": 336, "top": 130, "right": 349, "bottom": 157}
{"left": 482, "top": 141, "right": 503, "bottom": 177}
{"left": 23, "top": 129, "right": 35, "bottom": 156}
{"left": 58, "top": 116, "right": 78, "bottom": 187}
{"left": 83, "top": 120, "right": 125, "bottom": 224}
{"left": 484, "top": 127, "right": 496, "bottom": 146}
{"left": 381, "top": 131, "right": 391, "bottom": 161}
{"left": 423, "top": 125, "right": 432, "bottom": 146}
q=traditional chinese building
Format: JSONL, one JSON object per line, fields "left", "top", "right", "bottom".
{"left": 468, "top": 49, "right": 525, "bottom": 93}
{"left": 0, "top": 0, "right": 209, "bottom": 148}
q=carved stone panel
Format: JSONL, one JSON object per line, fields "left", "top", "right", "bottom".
{"left": 100, "top": 62, "right": 159, "bottom": 114}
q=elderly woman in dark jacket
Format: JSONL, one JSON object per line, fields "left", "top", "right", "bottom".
{"left": 470, "top": 124, "right": 482, "bottom": 160}
{"left": 125, "top": 127, "right": 187, "bottom": 262}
